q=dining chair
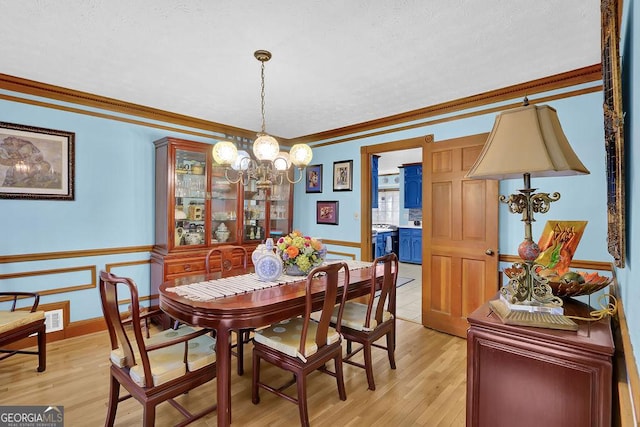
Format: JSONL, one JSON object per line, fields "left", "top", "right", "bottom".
{"left": 204, "top": 245, "right": 254, "bottom": 376}
{"left": 251, "top": 261, "right": 350, "bottom": 427}
{"left": 333, "top": 252, "right": 398, "bottom": 390}
{"left": 99, "top": 270, "right": 217, "bottom": 427}
{"left": 0, "top": 292, "right": 46, "bottom": 372}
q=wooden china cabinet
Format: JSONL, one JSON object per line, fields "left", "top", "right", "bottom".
{"left": 150, "top": 137, "right": 293, "bottom": 302}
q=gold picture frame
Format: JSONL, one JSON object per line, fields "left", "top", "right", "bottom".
{"left": 601, "top": 0, "right": 625, "bottom": 267}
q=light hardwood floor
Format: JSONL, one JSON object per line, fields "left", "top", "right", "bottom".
{"left": 0, "top": 320, "right": 466, "bottom": 426}
{"left": 396, "top": 262, "right": 423, "bottom": 323}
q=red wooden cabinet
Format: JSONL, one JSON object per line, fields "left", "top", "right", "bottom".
{"left": 466, "top": 298, "right": 614, "bottom": 427}
{"left": 151, "top": 137, "right": 293, "bottom": 301}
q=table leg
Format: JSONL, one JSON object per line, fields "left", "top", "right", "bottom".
{"left": 216, "top": 326, "right": 232, "bottom": 426}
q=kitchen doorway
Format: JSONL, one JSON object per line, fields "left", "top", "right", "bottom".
{"left": 363, "top": 138, "right": 427, "bottom": 323}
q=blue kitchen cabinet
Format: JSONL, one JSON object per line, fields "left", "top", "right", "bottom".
{"left": 375, "top": 231, "right": 391, "bottom": 258}
{"left": 403, "top": 164, "right": 422, "bottom": 209}
{"left": 399, "top": 227, "right": 422, "bottom": 264}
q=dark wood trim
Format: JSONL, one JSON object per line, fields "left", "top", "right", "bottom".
{"left": 499, "top": 255, "right": 614, "bottom": 272}
{"left": 0, "top": 265, "right": 97, "bottom": 296}
{"left": 0, "top": 245, "right": 153, "bottom": 264}
{"left": 0, "top": 73, "right": 266, "bottom": 141}
{"left": 0, "top": 92, "right": 220, "bottom": 141}
{"left": 312, "top": 85, "right": 602, "bottom": 148}
{"left": 320, "top": 239, "right": 361, "bottom": 248}
{"left": 1, "top": 66, "right": 599, "bottom": 147}
{"left": 293, "top": 64, "right": 602, "bottom": 144}
{"left": 326, "top": 251, "right": 356, "bottom": 260}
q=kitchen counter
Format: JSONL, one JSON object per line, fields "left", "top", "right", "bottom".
{"left": 399, "top": 224, "right": 422, "bottom": 229}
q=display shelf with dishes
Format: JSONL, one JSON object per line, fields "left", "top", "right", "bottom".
{"left": 211, "top": 165, "right": 239, "bottom": 244}
{"left": 152, "top": 136, "right": 294, "bottom": 300}
{"left": 242, "top": 178, "right": 292, "bottom": 244}
{"left": 174, "top": 149, "right": 207, "bottom": 247}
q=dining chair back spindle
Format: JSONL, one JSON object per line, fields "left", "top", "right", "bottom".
{"left": 206, "top": 245, "right": 251, "bottom": 376}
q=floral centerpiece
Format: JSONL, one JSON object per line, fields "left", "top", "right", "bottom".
{"left": 276, "top": 230, "right": 327, "bottom": 275}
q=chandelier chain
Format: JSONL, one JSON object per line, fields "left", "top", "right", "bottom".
{"left": 260, "top": 60, "right": 266, "bottom": 134}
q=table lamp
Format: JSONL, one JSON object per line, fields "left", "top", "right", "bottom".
{"left": 466, "top": 98, "right": 590, "bottom": 310}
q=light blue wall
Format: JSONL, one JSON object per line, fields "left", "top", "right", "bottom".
{"left": 617, "top": 0, "right": 640, "bottom": 375}
{"left": 0, "top": 92, "right": 220, "bottom": 320}
{"left": 293, "top": 88, "right": 609, "bottom": 265}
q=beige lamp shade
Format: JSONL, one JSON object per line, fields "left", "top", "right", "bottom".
{"left": 466, "top": 104, "right": 590, "bottom": 180}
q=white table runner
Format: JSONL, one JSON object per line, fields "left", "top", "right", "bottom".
{"left": 166, "top": 259, "right": 373, "bottom": 302}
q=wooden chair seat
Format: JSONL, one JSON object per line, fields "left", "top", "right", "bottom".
{"left": 99, "top": 270, "right": 217, "bottom": 426}
{"left": 329, "top": 301, "right": 392, "bottom": 331}
{"left": 253, "top": 317, "right": 341, "bottom": 361}
{"left": 0, "top": 310, "right": 45, "bottom": 334}
{"left": 252, "top": 262, "right": 350, "bottom": 427}
{"left": 0, "top": 292, "right": 46, "bottom": 372}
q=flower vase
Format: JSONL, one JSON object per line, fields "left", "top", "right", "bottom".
{"left": 285, "top": 264, "right": 307, "bottom": 276}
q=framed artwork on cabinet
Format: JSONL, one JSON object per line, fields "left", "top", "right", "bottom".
{"left": 333, "top": 160, "right": 352, "bottom": 191}
{"left": 0, "top": 122, "right": 75, "bottom": 200}
{"left": 316, "top": 201, "right": 339, "bottom": 225}
{"left": 305, "top": 164, "right": 322, "bottom": 193}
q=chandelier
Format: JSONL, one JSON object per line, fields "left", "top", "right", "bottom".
{"left": 211, "top": 50, "right": 313, "bottom": 190}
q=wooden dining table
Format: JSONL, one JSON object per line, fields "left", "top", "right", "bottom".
{"left": 158, "top": 261, "right": 378, "bottom": 426}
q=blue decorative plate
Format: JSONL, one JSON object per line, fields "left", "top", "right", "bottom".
{"left": 255, "top": 253, "right": 283, "bottom": 282}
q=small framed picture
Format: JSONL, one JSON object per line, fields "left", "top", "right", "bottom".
{"left": 333, "top": 160, "right": 353, "bottom": 191}
{"left": 305, "top": 164, "right": 323, "bottom": 193}
{"left": 0, "top": 122, "right": 75, "bottom": 200}
{"left": 316, "top": 201, "right": 339, "bottom": 225}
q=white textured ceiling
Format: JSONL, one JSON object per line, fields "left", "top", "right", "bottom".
{"left": 0, "top": 1, "right": 600, "bottom": 139}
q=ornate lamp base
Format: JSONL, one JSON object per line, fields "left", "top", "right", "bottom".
{"left": 503, "top": 260, "right": 563, "bottom": 308}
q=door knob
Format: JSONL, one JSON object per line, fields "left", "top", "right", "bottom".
{"left": 485, "top": 249, "right": 494, "bottom": 256}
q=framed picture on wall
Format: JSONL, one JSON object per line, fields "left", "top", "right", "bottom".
{"left": 316, "top": 201, "right": 339, "bottom": 225}
{"left": 0, "top": 122, "right": 75, "bottom": 200}
{"left": 305, "top": 164, "right": 323, "bottom": 193}
{"left": 333, "top": 160, "right": 352, "bottom": 191}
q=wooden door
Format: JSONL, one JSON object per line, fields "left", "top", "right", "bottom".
{"left": 422, "top": 133, "right": 499, "bottom": 338}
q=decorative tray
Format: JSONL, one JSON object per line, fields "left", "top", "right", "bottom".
{"left": 547, "top": 272, "right": 613, "bottom": 298}
{"left": 504, "top": 267, "right": 612, "bottom": 298}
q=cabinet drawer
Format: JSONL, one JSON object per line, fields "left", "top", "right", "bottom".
{"left": 166, "top": 259, "right": 206, "bottom": 276}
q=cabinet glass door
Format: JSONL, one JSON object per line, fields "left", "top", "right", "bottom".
{"left": 174, "top": 149, "right": 207, "bottom": 247}
{"left": 243, "top": 181, "right": 267, "bottom": 243}
{"left": 211, "top": 165, "right": 239, "bottom": 245}
{"left": 269, "top": 182, "right": 291, "bottom": 241}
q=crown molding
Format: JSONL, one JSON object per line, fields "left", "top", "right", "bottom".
{"left": 1, "top": 64, "right": 601, "bottom": 145}
{"left": 292, "top": 64, "right": 602, "bottom": 144}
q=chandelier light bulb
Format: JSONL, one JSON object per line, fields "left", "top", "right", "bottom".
{"left": 253, "top": 134, "right": 280, "bottom": 161}
{"left": 289, "top": 143, "right": 313, "bottom": 167}
{"left": 212, "top": 140, "right": 238, "bottom": 165}
{"left": 273, "top": 151, "right": 291, "bottom": 171}
{"left": 232, "top": 150, "right": 251, "bottom": 171}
